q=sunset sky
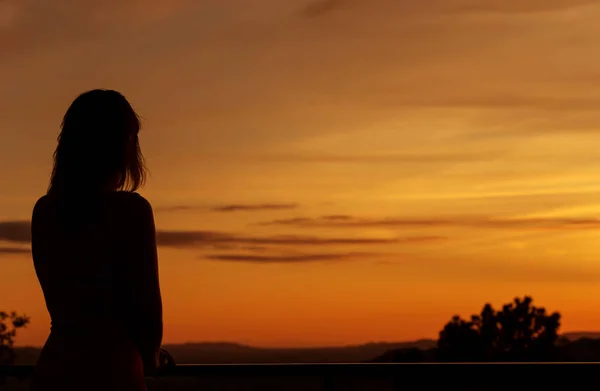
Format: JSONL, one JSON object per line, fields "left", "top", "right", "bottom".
{"left": 3, "top": 0, "right": 600, "bottom": 348}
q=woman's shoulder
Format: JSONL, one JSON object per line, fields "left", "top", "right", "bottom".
{"left": 107, "top": 192, "right": 155, "bottom": 231}
{"left": 34, "top": 194, "right": 49, "bottom": 208}
{"left": 32, "top": 194, "right": 51, "bottom": 217}
{"left": 108, "top": 191, "right": 154, "bottom": 215}
{"left": 32, "top": 191, "right": 154, "bottom": 220}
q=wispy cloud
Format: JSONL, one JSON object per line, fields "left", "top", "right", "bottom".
{"left": 155, "top": 203, "right": 299, "bottom": 213}
{"left": 259, "top": 215, "right": 600, "bottom": 231}
{"left": 242, "top": 151, "right": 505, "bottom": 165}
{"left": 156, "top": 230, "right": 436, "bottom": 248}
{"left": 212, "top": 203, "right": 299, "bottom": 212}
{"left": 444, "top": 0, "right": 600, "bottom": 14}
{"left": 301, "top": 0, "right": 599, "bottom": 18}
{"left": 0, "top": 1, "right": 19, "bottom": 28}
{"left": 0, "top": 247, "right": 30, "bottom": 254}
{"left": 448, "top": 259, "right": 600, "bottom": 285}
{"left": 301, "top": 0, "right": 349, "bottom": 17}
{"left": 376, "top": 94, "right": 600, "bottom": 113}
{"left": 322, "top": 215, "right": 354, "bottom": 221}
{"left": 154, "top": 205, "right": 204, "bottom": 213}
{"left": 240, "top": 246, "right": 271, "bottom": 252}
{"left": 0, "top": 221, "right": 30, "bottom": 243}
{"left": 205, "top": 251, "right": 375, "bottom": 263}
{"left": 2, "top": 0, "right": 193, "bottom": 59}
{"left": 0, "top": 220, "right": 438, "bottom": 248}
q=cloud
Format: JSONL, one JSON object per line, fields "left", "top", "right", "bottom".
{"left": 301, "top": 0, "right": 599, "bottom": 18}
{"left": 1, "top": 220, "right": 436, "bottom": 249}
{"left": 301, "top": 0, "right": 349, "bottom": 17}
{"left": 322, "top": 215, "right": 354, "bottom": 220}
{"left": 0, "top": 221, "right": 30, "bottom": 243}
{"left": 205, "top": 251, "right": 374, "bottom": 263}
{"left": 259, "top": 215, "right": 600, "bottom": 231}
{"left": 290, "top": 0, "right": 600, "bottom": 138}
{"left": 449, "top": 259, "right": 600, "bottom": 285}
{"left": 0, "top": 1, "right": 19, "bottom": 28}
{"left": 0, "top": 247, "right": 30, "bottom": 254}
{"left": 374, "top": 94, "right": 600, "bottom": 113}
{"left": 154, "top": 205, "right": 204, "bottom": 212}
{"left": 247, "top": 151, "right": 504, "bottom": 164}
{"left": 212, "top": 203, "right": 299, "bottom": 212}
{"left": 241, "top": 246, "right": 272, "bottom": 252}
{"left": 156, "top": 230, "right": 435, "bottom": 248}
{"left": 443, "top": 0, "right": 600, "bottom": 14}
{"left": 1, "top": 0, "right": 192, "bottom": 57}
{"left": 8, "top": 0, "right": 191, "bottom": 29}
{"left": 155, "top": 203, "right": 299, "bottom": 213}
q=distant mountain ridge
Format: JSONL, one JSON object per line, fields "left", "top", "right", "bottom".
{"left": 561, "top": 331, "right": 600, "bottom": 340}
{"left": 158, "top": 339, "right": 437, "bottom": 364}
{"left": 12, "top": 340, "right": 437, "bottom": 365}
{"left": 11, "top": 333, "right": 599, "bottom": 365}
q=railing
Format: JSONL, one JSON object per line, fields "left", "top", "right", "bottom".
{"left": 2, "top": 363, "right": 600, "bottom": 390}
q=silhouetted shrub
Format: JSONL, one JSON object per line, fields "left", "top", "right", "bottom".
{"left": 0, "top": 311, "right": 30, "bottom": 364}
{"left": 437, "top": 296, "right": 560, "bottom": 362}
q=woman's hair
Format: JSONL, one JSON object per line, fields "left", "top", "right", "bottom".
{"left": 48, "top": 89, "right": 147, "bottom": 195}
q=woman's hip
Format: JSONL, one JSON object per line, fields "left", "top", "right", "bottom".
{"left": 31, "top": 332, "right": 146, "bottom": 390}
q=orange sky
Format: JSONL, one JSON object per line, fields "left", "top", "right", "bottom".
{"left": 3, "top": 0, "right": 600, "bottom": 348}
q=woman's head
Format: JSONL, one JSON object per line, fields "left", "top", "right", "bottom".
{"left": 48, "top": 89, "right": 147, "bottom": 194}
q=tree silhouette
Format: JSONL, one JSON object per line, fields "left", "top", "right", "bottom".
{"left": 437, "top": 296, "right": 560, "bottom": 362}
{"left": 0, "top": 311, "right": 30, "bottom": 364}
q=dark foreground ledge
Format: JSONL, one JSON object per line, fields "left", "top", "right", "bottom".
{"left": 4, "top": 362, "right": 600, "bottom": 376}
{"left": 2, "top": 363, "right": 600, "bottom": 390}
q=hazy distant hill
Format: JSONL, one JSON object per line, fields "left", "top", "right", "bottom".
{"left": 160, "top": 340, "right": 437, "bottom": 364}
{"left": 11, "top": 333, "right": 599, "bottom": 365}
{"left": 372, "top": 332, "right": 600, "bottom": 363}
{"left": 13, "top": 340, "right": 436, "bottom": 365}
{"left": 562, "top": 331, "right": 600, "bottom": 341}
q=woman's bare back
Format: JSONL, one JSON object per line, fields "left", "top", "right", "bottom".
{"left": 30, "top": 191, "right": 162, "bottom": 391}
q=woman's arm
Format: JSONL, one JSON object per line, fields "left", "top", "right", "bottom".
{"left": 125, "top": 194, "right": 163, "bottom": 374}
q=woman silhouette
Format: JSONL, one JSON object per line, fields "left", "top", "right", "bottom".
{"left": 30, "top": 90, "right": 163, "bottom": 391}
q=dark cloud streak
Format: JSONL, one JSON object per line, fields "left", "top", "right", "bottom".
{"left": 301, "top": 0, "right": 350, "bottom": 17}
{"left": 205, "top": 251, "right": 375, "bottom": 263}
{"left": 443, "top": 0, "right": 600, "bottom": 14}
{"left": 250, "top": 151, "right": 504, "bottom": 164}
{"left": 155, "top": 203, "right": 299, "bottom": 213}
{"left": 260, "top": 215, "right": 600, "bottom": 231}
{"left": 0, "top": 221, "right": 30, "bottom": 243}
{"left": 154, "top": 205, "right": 204, "bottom": 212}
{"left": 0, "top": 247, "right": 30, "bottom": 254}
{"left": 156, "top": 230, "right": 433, "bottom": 248}
{"left": 1, "top": 220, "right": 434, "bottom": 249}
{"left": 301, "top": 0, "right": 599, "bottom": 19}
{"left": 212, "top": 203, "right": 299, "bottom": 212}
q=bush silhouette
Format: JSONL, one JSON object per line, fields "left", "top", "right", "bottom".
{"left": 0, "top": 311, "right": 30, "bottom": 364}
{"left": 437, "top": 296, "right": 560, "bottom": 362}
